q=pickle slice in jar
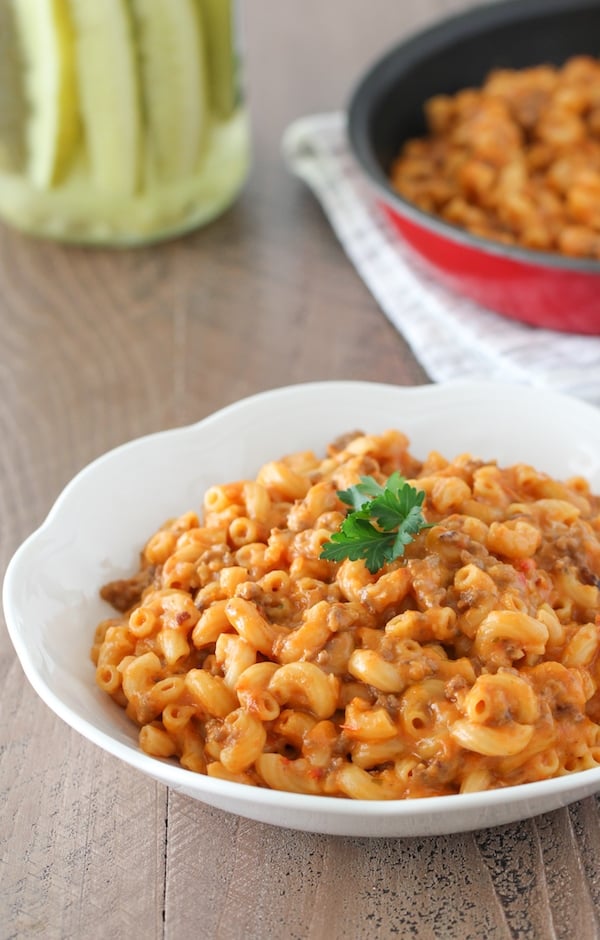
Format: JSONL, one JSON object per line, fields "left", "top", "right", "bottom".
{"left": 132, "top": 0, "right": 208, "bottom": 182}
{"left": 0, "top": 1, "right": 26, "bottom": 173}
{"left": 198, "top": 0, "right": 237, "bottom": 120}
{"left": 10, "top": 0, "right": 79, "bottom": 187}
{"left": 69, "top": 0, "right": 141, "bottom": 196}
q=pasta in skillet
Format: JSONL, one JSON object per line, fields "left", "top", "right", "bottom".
{"left": 390, "top": 55, "right": 600, "bottom": 259}
{"left": 91, "top": 429, "right": 600, "bottom": 799}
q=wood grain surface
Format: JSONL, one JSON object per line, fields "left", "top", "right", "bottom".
{"left": 1, "top": 2, "right": 599, "bottom": 938}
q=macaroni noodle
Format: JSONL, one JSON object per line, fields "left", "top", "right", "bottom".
{"left": 92, "top": 429, "right": 600, "bottom": 799}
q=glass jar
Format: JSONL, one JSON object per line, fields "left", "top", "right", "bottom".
{"left": 0, "top": 0, "right": 250, "bottom": 245}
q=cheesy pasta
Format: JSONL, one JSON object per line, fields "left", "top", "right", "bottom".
{"left": 92, "top": 429, "right": 600, "bottom": 799}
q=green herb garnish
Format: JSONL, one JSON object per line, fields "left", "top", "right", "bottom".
{"left": 320, "top": 472, "right": 433, "bottom": 574}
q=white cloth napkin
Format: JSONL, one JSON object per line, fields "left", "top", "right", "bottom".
{"left": 282, "top": 111, "right": 600, "bottom": 408}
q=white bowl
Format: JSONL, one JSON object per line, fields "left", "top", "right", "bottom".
{"left": 4, "top": 380, "right": 600, "bottom": 837}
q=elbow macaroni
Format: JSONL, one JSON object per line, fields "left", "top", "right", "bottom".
{"left": 91, "top": 429, "right": 600, "bottom": 799}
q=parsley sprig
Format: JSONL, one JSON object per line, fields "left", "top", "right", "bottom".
{"left": 320, "top": 472, "right": 433, "bottom": 574}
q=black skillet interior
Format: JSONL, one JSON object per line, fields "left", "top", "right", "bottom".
{"left": 348, "top": 0, "right": 600, "bottom": 189}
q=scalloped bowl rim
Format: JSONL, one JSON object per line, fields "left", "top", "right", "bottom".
{"left": 4, "top": 380, "right": 600, "bottom": 837}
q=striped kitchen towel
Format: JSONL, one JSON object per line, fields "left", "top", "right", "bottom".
{"left": 282, "top": 111, "right": 600, "bottom": 407}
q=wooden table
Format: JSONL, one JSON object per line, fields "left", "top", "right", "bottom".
{"left": 2, "top": 2, "right": 599, "bottom": 937}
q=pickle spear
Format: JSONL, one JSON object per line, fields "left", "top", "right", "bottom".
{"left": 0, "top": 1, "right": 26, "bottom": 173}
{"left": 11, "top": 0, "right": 79, "bottom": 187}
{"left": 69, "top": 0, "right": 141, "bottom": 196}
{"left": 132, "top": 0, "right": 208, "bottom": 182}
{"left": 198, "top": 0, "right": 237, "bottom": 119}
